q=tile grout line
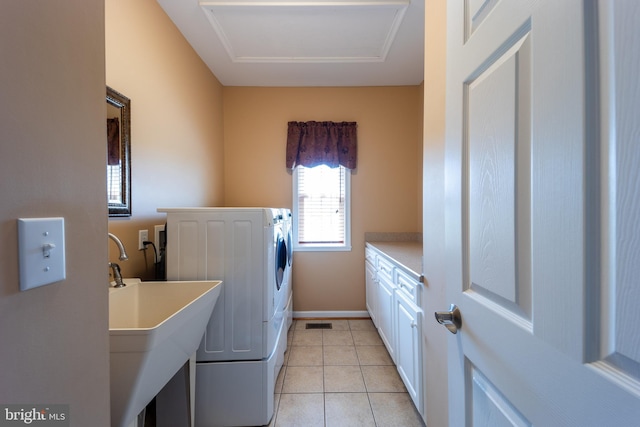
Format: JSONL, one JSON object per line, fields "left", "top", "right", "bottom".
{"left": 276, "top": 319, "right": 418, "bottom": 427}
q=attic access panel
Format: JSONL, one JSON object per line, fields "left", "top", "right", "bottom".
{"left": 199, "top": 0, "right": 409, "bottom": 63}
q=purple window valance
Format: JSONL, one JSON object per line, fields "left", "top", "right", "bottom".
{"left": 107, "top": 117, "right": 120, "bottom": 166}
{"left": 286, "top": 121, "right": 357, "bottom": 170}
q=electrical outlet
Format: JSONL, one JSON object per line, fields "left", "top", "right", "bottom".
{"left": 138, "top": 229, "right": 148, "bottom": 250}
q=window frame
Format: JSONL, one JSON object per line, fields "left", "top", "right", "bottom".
{"left": 292, "top": 165, "right": 352, "bottom": 252}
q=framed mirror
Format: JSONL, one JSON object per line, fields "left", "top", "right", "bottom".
{"left": 106, "top": 86, "right": 131, "bottom": 217}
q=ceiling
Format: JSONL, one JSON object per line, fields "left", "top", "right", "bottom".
{"left": 156, "top": 0, "right": 425, "bottom": 87}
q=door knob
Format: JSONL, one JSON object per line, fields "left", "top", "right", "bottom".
{"left": 435, "top": 304, "right": 462, "bottom": 334}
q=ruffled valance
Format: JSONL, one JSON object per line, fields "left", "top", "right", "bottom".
{"left": 107, "top": 117, "right": 120, "bottom": 166}
{"left": 286, "top": 121, "right": 357, "bottom": 169}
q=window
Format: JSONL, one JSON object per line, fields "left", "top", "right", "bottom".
{"left": 107, "top": 164, "right": 122, "bottom": 203}
{"left": 293, "top": 165, "right": 351, "bottom": 251}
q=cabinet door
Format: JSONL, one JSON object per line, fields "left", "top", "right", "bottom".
{"left": 365, "top": 259, "right": 378, "bottom": 326}
{"left": 395, "top": 289, "right": 423, "bottom": 415}
{"left": 377, "top": 275, "right": 396, "bottom": 361}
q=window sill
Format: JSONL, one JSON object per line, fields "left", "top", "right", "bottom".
{"left": 294, "top": 244, "right": 352, "bottom": 252}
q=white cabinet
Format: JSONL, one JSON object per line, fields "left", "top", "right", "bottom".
{"left": 364, "top": 243, "right": 424, "bottom": 417}
{"left": 395, "top": 289, "right": 423, "bottom": 415}
{"left": 376, "top": 273, "right": 396, "bottom": 361}
{"left": 396, "top": 268, "right": 419, "bottom": 303}
{"left": 365, "top": 249, "right": 378, "bottom": 327}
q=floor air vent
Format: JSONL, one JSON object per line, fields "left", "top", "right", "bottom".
{"left": 305, "top": 322, "right": 333, "bottom": 330}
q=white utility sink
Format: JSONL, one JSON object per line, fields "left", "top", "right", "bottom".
{"left": 109, "top": 278, "right": 222, "bottom": 427}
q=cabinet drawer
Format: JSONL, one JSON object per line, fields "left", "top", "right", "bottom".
{"left": 395, "top": 268, "right": 419, "bottom": 303}
{"left": 376, "top": 256, "right": 395, "bottom": 282}
{"left": 365, "top": 247, "right": 377, "bottom": 265}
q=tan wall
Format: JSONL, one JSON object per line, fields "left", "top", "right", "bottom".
{"left": 106, "top": 0, "right": 225, "bottom": 280}
{"left": 422, "top": 0, "right": 448, "bottom": 425}
{"left": 104, "top": 2, "right": 421, "bottom": 311}
{"left": 223, "top": 87, "right": 423, "bottom": 312}
{"left": 0, "top": 1, "right": 110, "bottom": 425}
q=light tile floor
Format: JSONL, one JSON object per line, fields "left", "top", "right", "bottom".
{"left": 268, "top": 319, "right": 425, "bottom": 427}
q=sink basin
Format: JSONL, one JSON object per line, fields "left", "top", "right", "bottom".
{"left": 109, "top": 279, "right": 222, "bottom": 427}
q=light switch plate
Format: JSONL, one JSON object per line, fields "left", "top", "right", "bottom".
{"left": 17, "top": 217, "right": 66, "bottom": 291}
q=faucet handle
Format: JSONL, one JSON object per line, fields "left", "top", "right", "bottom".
{"left": 109, "top": 262, "right": 126, "bottom": 288}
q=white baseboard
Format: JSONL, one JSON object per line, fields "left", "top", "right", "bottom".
{"left": 293, "top": 310, "right": 370, "bottom": 319}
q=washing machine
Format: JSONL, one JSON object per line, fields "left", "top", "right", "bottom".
{"left": 158, "top": 207, "right": 289, "bottom": 426}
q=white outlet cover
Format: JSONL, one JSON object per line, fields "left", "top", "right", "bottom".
{"left": 17, "top": 217, "right": 66, "bottom": 291}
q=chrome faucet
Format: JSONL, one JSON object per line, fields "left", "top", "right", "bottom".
{"left": 108, "top": 233, "right": 129, "bottom": 261}
{"left": 109, "top": 262, "right": 125, "bottom": 288}
{"left": 108, "top": 233, "right": 128, "bottom": 288}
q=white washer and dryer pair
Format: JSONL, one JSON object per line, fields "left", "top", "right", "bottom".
{"left": 159, "top": 207, "right": 292, "bottom": 427}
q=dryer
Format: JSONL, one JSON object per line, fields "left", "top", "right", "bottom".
{"left": 280, "top": 208, "right": 293, "bottom": 329}
{"left": 159, "top": 207, "right": 289, "bottom": 426}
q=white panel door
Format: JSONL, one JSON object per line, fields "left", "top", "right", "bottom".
{"left": 444, "top": 0, "right": 640, "bottom": 425}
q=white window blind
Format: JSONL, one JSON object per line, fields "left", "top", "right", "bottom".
{"left": 295, "top": 165, "right": 349, "bottom": 246}
{"left": 107, "top": 164, "right": 122, "bottom": 204}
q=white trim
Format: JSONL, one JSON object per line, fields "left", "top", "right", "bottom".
{"left": 293, "top": 310, "right": 370, "bottom": 319}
